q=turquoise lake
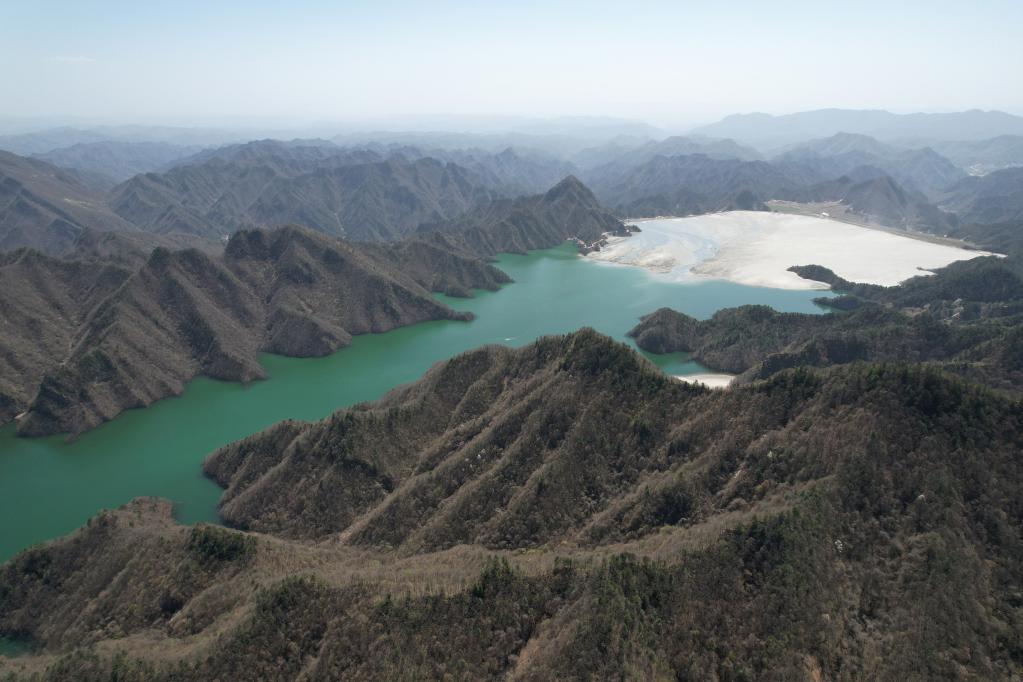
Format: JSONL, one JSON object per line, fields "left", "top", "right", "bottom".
{"left": 0, "top": 243, "right": 833, "bottom": 562}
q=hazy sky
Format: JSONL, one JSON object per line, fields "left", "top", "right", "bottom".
{"left": 2, "top": 0, "right": 1021, "bottom": 130}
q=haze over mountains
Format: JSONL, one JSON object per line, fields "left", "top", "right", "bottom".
{"left": 1, "top": 109, "right": 1018, "bottom": 253}
{"left": 940, "top": 167, "right": 1023, "bottom": 224}
{"left": 110, "top": 145, "right": 497, "bottom": 241}
{"left": 0, "top": 150, "right": 137, "bottom": 252}
{"left": 2, "top": 107, "right": 1019, "bottom": 448}
{"left": 9, "top": 102, "right": 1018, "bottom": 438}
{"left": 33, "top": 141, "right": 202, "bottom": 184}
{"left": 4, "top": 107, "right": 1016, "bottom": 439}
{"left": 0, "top": 175, "right": 622, "bottom": 437}
{"left": 4, "top": 107, "right": 1023, "bottom": 679}
{"left": 5, "top": 0, "right": 1023, "bottom": 674}
{"left": 692, "top": 108, "right": 1023, "bottom": 149}
{"left": 773, "top": 132, "right": 966, "bottom": 197}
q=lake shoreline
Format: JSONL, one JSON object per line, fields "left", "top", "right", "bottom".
{"left": 0, "top": 244, "right": 832, "bottom": 563}
{"left": 587, "top": 211, "right": 993, "bottom": 290}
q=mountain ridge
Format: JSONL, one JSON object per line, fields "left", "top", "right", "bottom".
{"left": 3, "top": 329, "right": 1023, "bottom": 678}
{"left": 418, "top": 175, "right": 626, "bottom": 256}
{"left": 0, "top": 150, "right": 138, "bottom": 254}
{"left": 2, "top": 225, "right": 503, "bottom": 437}
{"left": 32, "top": 141, "right": 203, "bottom": 183}
{"left": 692, "top": 108, "right": 1023, "bottom": 148}
{"left": 0, "top": 174, "right": 617, "bottom": 437}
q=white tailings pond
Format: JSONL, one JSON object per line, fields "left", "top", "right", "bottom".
{"left": 674, "top": 373, "right": 735, "bottom": 389}
{"left": 587, "top": 212, "right": 995, "bottom": 290}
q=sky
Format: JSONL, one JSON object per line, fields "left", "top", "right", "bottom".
{"left": 1, "top": 0, "right": 1021, "bottom": 131}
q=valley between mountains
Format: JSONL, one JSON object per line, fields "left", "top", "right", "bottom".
{"left": 2, "top": 110, "right": 1023, "bottom": 679}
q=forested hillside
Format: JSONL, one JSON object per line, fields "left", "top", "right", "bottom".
{"left": 0, "top": 227, "right": 498, "bottom": 436}
{"left": 3, "top": 329, "right": 1022, "bottom": 679}
{"left": 630, "top": 254, "right": 1023, "bottom": 392}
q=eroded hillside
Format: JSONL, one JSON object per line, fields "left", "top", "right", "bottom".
{"left": 3, "top": 330, "right": 1022, "bottom": 679}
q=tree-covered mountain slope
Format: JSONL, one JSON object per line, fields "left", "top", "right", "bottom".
{"left": 1, "top": 226, "right": 502, "bottom": 437}
{"left": 2, "top": 329, "right": 1022, "bottom": 679}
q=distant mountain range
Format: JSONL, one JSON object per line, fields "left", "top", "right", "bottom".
{"left": 691, "top": 108, "right": 1023, "bottom": 149}
{"left": 0, "top": 125, "right": 250, "bottom": 156}
{"left": 106, "top": 140, "right": 597, "bottom": 242}
{"left": 109, "top": 144, "right": 498, "bottom": 241}
{"left": 804, "top": 174, "right": 960, "bottom": 234}
{"left": 926, "top": 135, "right": 1023, "bottom": 175}
{"left": 773, "top": 132, "right": 966, "bottom": 198}
{"left": 1, "top": 118, "right": 1019, "bottom": 259}
{"left": 576, "top": 135, "right": 763, "bottom": 172}
{"left": 0, "top": 139, "right": 614, "bottom": 249}
{"left": 0, "top": 177, "right": 622, "bottom": 436}
{"left": 589, "top": 154, "right": 794, "bottom": 216}
{"left": 0, "top": 150, "right": 137, "bottom": 253}
{"left": 33, "top": 141, "right": 202, "bottom": 183}
{"left": 5, "top": 114, "right": 1023, "bottom": 679}
{"left": 577, "top": 132, "right": 982, "bottom": 235}
{"left": 427, "top": 147, "right": 577, "bottom": 195}
{"left": 419, "top": 175, "right": 624, "bottom": 257}
{"left": 939, "top": 167, "right": 1023, "bottom": 225}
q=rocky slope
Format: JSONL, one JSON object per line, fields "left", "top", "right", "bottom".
{"left": 951, "top": 218, "right": 1023, "bottom": 255}
{"left": 0, "top": 250, "right": 132, "bottom": 427}
{"left": 579, "top": 132, "right": 974, "bottom": 234}
{"left": 629, "top": 304, "right": 1017, "bottom": 388}
{"left": 3, "top": 329, "right": 1023, "bottom": 679}
{"left": 691, "top": 107, "right": 1023, "bottom": 148}
{"left": 1, "top": 226, "right": 505, "bottom": 437}
{"left": 428, "top": 146, "right": 578, "bottom": 195}
{"left": 419, "top": 175, "right": 626, "bottom": 257}
{"left": 939, "top": 166, "right": 1023, "bottom": 225}
{"left": 928, "top": 135, "right": 1023, "bottom": 175}
{"left": 357, "top": 235, "right": 512, "bottom": 297}
{"left": 61, "top": 227, "right": 224, "bottom": 268}
{"left": 775, "top": 132, "right": 966, "bottom": 198}
{"left": 800, "top": 174, "right": 961, "bottom": 233}
{"left": 589, "top": 153, "right": 797, "bottom": 216}
{"left": 0, "top": 151, "right": 137, "bottom": 253}
{"left": 1, "top": 173, "right": 619, "bottom": 437}
{"left": 577, "top": 134, "right": 763, "bottom": 178}
{"left": 33, "top": 141, "right": 202, "bottom": 183}
{"left": 630, "top": 255, "right": 1023, "bottom": 391}
{"left": 202, "top": 329, "right": 683, "bottom": 546}
{"left": 107, "top": 141, "right": 501, "bottom": 241}
{"left": 585, "top": 147, "right": 963, "bottom": 234}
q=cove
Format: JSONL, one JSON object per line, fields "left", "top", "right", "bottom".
{"left": 0, "top": 243, "right": 832, "bottom": 562}
{"left": 0, "top": 636, "right": 31, "bottom": 659}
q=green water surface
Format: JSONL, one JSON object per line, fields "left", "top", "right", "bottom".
{"left": 0, "top": 244, "right": 832, "bottom": 562}
{"left": 0, "top": 636, "right": 31, "bottom": 658}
